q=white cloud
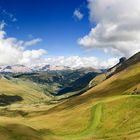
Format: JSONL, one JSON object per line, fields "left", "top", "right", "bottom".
{"left": 73, "top": 9, "right": 84, "bottom": 20}
{"left": 23, "top": 38, "right": 42, "bottom": 47}
{"left": 20, "top": 49, "right": 47, "bottom": 65}
{"left": 0, "top": 21, "right": 6, "bottom": 30}
{"left": 43, "top": 56, "right": 118, "bottom": 69}
{"left": 99, "top": 57, "right": 118, "bottom": 68}
{"left": 0, "top": 22, "right": 118, "bottom": 69}
{"left": 0, "top": 23, "right": 47, "bottom": 66}
{"left": 78, "top": 0, "right": 140, "bottom": 57}
{"left": 0, "top": 23, "right": 118, "bottom": 69}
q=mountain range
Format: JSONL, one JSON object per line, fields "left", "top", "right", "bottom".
{"left": 0, "top": 64, "right": 101, "bottom": 73}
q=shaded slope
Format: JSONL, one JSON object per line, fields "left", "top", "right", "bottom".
{"left": 0, "top": 78, "right": 50, "bottom": 104}
{"left": 0, "top": 94, "right": 23, "bottom": 106}
{"left": 0, "top": 123, "right": 43, "bottom": 140}
{"left": 56, "top": 72, "right": 98, "bottom": 96}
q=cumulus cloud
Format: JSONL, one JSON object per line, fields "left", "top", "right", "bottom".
{"left": 43, "top": 56, "right": 118, "bottom": 69}
{"left": 0, "top": 22, "right": 47, "bottom": 66}
{"left": 0, "top": 22, "right": 118, "bottom": 68}
{"left": 78, "top": 0, "right": 140, "bottom": 57}
{"left": 23, "top": 38, "right": 42, "bottom": 47}
{"left": 0, "top": 18, "right": 119, "bottom": 69}
{"left": 20, "top": 49, "right": 47, "bottom": 65}
{"left": 73, "top": 9, "right": 84, "bottom": 20}
{"left": 0, "top": 23, "right": 118, "bottom": 69}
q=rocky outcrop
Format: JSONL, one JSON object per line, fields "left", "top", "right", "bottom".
{"left": 106, "top": 51, "right": 140, "bottom": 78}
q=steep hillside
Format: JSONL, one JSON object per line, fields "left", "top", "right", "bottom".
{"left": 89, "top": 52, "right": 140, "bottom": 88}
{"left": 0, "top": 77, "right": 51, "bottom": 105}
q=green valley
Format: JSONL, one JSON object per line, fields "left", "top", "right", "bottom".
{"left": 0, "top": 52, "right": 139, "bottom": 140}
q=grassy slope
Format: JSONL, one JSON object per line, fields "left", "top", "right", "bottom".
{"left": 0, "top": 78, "right": 51, "bottom": 104}
{"left": 0, "top": 62, "right": 140, "bottom": 140}
{"left": 0, "top": 123, "right": 42, "bottom": 140}
{"left": 89, "top": 73, "right": 106, "bottom": 88}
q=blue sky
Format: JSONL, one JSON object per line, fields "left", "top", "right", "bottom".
{"left": 0, "top": 0, "right": 138, "bottom": 68}
{"left": 0, "top": 0, "right": 111, "bottom": 60}
{"left": 0, "top": 0, "right": 95, "bottom": 57}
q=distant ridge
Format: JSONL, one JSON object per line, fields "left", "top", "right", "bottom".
{"left": 0, "top": 63, "right": 100, "bottom": 73}
{"left": 106, "top": 51, "right": 140, "bottom": 78}
{"left": 0, "top": 65, "right": 32, "bottom": 73}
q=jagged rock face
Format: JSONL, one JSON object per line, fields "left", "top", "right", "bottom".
{"left": 119, "top": 57, "right": 126, "bottom": 63}
{"left": 41, "top": 65, "right": 50, "bottom": 71}
{"left": 106, "top": 63, "right": 122, "bottom": 78}
{"left": 105, "top": 57, "right": 127, "bottom": 77}
{"left": 3, "top": 66, "right": 12, "bottom": 70}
